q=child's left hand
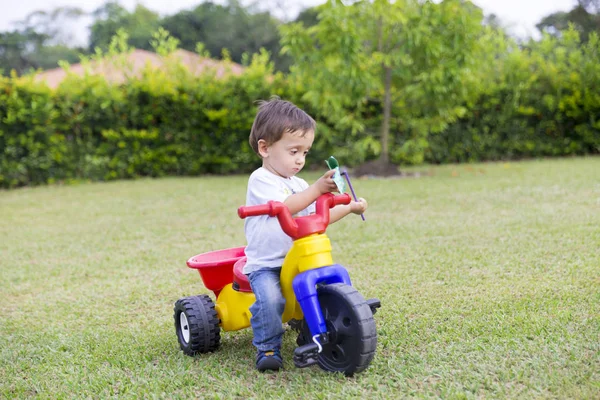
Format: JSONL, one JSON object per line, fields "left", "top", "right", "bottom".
{"left": 350, "top": 198, "right": 368, "bottom": 215}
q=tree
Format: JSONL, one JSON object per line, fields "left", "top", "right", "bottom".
{"left": 28, "top": 45, "right": 83, "bottom": 71}
{"left": 483, "top": 13, "right": 507, "bottom": 32}
{"left": 0, "top": 30, "right": 47, "bottom": 75}
{"left": 0, "top": 6, "right": 87, "bottom": 75}
{"left": 280, "top": 0, "right": 485, "bottom": 169}
{"left": 89, "top": 2, "right": 160, "bottom": 51}
{"left": 0, "top": 29, "right": 81, "bottom": 75}
{"left": 16, "top": 6, "right": 86, "bottom": 47}
{"left": 160, "top": 1, "right": 284, "bottom": 68}
{"left": 293, "top": 5, "right": 321, "bottom": 28}
{"left": 537, "top": 0, "right": 600, "bottom": 41}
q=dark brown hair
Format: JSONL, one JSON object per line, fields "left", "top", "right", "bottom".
{"left": 249, "top": 97, "right": 316, "bottom": 155}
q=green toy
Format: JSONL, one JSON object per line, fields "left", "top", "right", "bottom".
{"left": 325, "top": 156, "right": 346, "bottom": 193}
{"left": 325, "top": 156, "right": 365, "bottom": 221}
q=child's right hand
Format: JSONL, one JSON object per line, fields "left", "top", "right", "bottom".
{"left": 350, "top": 197, "right": 368, "bottom": 214}
{"left": 314, "top": 169, "right": 339, "bottom": 194}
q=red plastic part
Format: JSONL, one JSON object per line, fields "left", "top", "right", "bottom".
{"left": 237, "top": 193, "right": 351, "bottom": 240}
{"left": 186, "top": 247, "right": 246, "bottom": 296}
{"left": 232, "top": 257, "right": 252, "bottom": 292}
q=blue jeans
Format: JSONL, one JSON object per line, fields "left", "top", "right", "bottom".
{"left": 248, "top": 268, "right": 286, "bottom": 352}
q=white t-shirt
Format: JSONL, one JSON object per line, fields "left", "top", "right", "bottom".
{"left": 243, "top": 167, "right": 315, "bottom": 274}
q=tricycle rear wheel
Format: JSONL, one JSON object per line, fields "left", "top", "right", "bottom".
{"left": 298, "top": 283, "right": 377, "bottom": 376}
{"left": 174, "top": 295, "right": 220, "bottom": 355}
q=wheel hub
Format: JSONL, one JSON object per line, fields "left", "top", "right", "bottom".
{"left": 179, "top": 312, "right": 190, "bottom": 343}
{"left": 325, "top": 320, "right": 339, "bottom": 344}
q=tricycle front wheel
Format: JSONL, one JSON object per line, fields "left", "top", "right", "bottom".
{"left": 299, "top": 283, "right": 378, "bottom": 376}
{"left": 174, "top": 295, "right": 220, "bottom": 355}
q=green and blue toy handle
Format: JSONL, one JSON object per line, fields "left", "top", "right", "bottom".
{"left": 326, "top": 156, "right": 365, "bottom": 221}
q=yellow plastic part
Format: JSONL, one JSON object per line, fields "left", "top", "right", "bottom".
{"left": 215, "top": 284, "right": 255, "bottom": 331}
{"left": 280, "top": 234, "right": 333, "bottom": 322}
{"left": 214, "top": 234, "right": 334, "bottom": 330}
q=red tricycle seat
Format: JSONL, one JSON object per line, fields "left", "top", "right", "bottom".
{"left": 232, "top": 257, "right": 252, "bottom": 292}
{"left": 186, "top": 247, "right": 246, "bottom": 297}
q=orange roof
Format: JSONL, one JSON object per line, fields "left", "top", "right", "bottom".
{"left": 34, "top": 48, "right": 245, "bottom": 88}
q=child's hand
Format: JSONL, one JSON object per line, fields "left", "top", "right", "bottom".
{"left": 314, "top": 170, "right": 339, "bottom": 194}
{"left": 350, "top": 197, "right": 368, "bottom": 214}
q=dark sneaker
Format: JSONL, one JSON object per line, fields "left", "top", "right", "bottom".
{"left": 256, "top": 349, "right": 283, "bottom": 372}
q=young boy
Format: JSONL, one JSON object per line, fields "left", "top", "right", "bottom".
{"left": 244, "top": 98, "right": 368, "bottom": 372}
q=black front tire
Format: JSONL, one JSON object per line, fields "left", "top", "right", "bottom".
{"left": 300, "top": 283, "right": 378, "bottom": 376}
{"left": 174, "top": 295, "right": 220, "bottom": 356}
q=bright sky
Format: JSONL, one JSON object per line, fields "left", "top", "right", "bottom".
{"left": 0, "top": 0, "right": 578, "bottom": 42}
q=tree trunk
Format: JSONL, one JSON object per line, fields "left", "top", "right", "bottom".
{"left": 380, "top": 65, "right": 392, "bottom": 164}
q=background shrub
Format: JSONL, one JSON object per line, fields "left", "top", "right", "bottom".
{"left": 0, "top": 29, "right": 599, "bottom": 189}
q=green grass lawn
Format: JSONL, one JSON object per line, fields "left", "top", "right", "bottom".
{"left": 1, "top": 157, "right": 599, "bottom": 399}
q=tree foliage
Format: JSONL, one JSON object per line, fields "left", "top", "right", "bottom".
{"left": 0, "top": 29, "right": 82, "bottom": 76}
{"left": 429, "top": 28, "right": 600, "bottom": 162}
{"left": 0, "top": 30, "right": 47, "bottom": 76}
{"left": 0, "top": 6, "right": 87, "bottom": 75}
{"left": 160, "top": 1, "right": 285, "bottom": 68}
{"left": 89, "top": 2, "right": 161, "bottom": 51}
{"left": 16, "top": 6, "right": 86, "bottom": 46}
{"left": 280, "top": 0, "right": 485, "bottom": 165}
{"left": 537, "top": 0, "right": 600, "bottom": 42}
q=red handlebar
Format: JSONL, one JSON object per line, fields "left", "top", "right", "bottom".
{"left": 331, "top": 193, "right": 352, "bottom": 206}
{"left": 238, "top": 193, "right": 351, "bottom": 239}
{"left": 237, "top": 203, "right": 277, "bottom": 219}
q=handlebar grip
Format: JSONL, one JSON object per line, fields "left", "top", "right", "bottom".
{"left": 238, "top": 203, "right": 272, "bottom": 219}
{"left": 333, "top": 193, "right": 352, "bottom": 206}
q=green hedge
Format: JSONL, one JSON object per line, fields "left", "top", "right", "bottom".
{"left": 426, "top": 30, "right": 600, "bottom": 163}
{"left": 0, "top": 51, "right": 351, "bottom": 188}
{"left": 0, "top": 75, "right": 66, "bottom": 187}
{"left": 0, "top": 54, "right": 289, "bottom": 188}
{"left": 1, "top": 31, "right": 599, "bottom": 188}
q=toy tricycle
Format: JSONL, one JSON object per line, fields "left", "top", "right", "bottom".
{"left": 174, "top": 191, "right": 380, "bottom": 376}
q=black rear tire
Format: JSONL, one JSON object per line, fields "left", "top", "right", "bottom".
{"left": 300, "top": 283, "right": 377, "bottom": 376}
{"left": 174, "top": 295, "right": 220, "bottom": 356}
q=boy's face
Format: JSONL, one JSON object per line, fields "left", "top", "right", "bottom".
{"left": 258, "top": 129, "right": 314, "bottom": 179}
